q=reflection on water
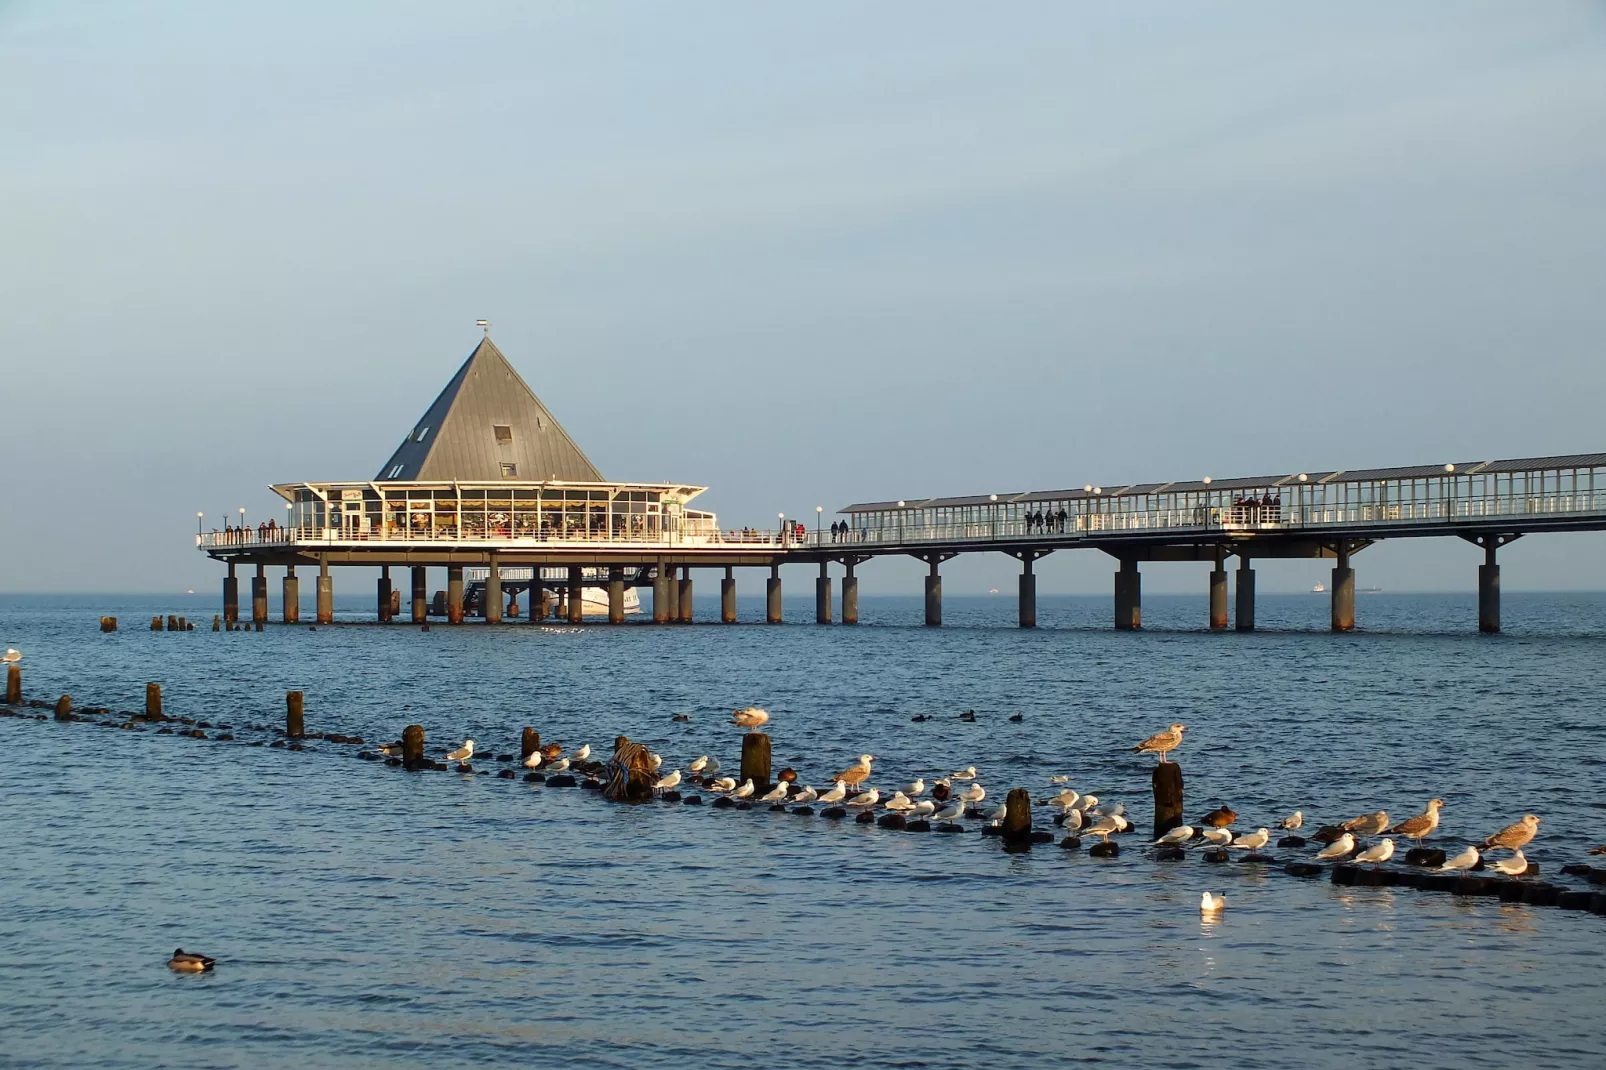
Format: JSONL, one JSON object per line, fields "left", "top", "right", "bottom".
{"left": 0, "top": 591, "right": 1604, "bottom": 1068}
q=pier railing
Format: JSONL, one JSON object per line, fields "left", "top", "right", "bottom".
{"left": 199, "top": 527, "right": 802, "bottom": 552}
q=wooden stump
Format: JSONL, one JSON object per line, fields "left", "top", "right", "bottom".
{"left": 54, "top": 694, "right": 72, "bottom": 721}
{"left": 402, "top": 724, "right": 426, "bottom": 770}
{"left": 5, "top": 664, "right": 19, "bottom": 705}
{"left": 145, "top": 683, "right": 163, "bottom": 720}
{"left": 1001, "top": 787, "right": 1033, "bottom": 849}
{"left": 286, "top": 690, "right": 305, "bottom": 739}
{"left": 521, "top": 727, "right": 540, "bottom": 761}
{"left": 100, "top": 616, "right": 117, "bottom": 633}
{"left": 1152, "top": 761, "right": 1184, "bottom": 840}
{"left": 151, "top": 616, "right": 163, "bottom": 631}
{"left": 212, "top": 615, "right": 221, "bottom": 632}
{"left": 740, "top": 732, "right": 772, "bottom": 794}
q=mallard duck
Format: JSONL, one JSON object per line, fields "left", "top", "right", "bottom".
{"left": 168, "top": 948, "right": 216, "bottom": 972}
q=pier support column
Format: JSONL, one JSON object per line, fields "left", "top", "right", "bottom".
{"left": 223, "top": 563, "right": 239, "bottom": 625}
{"left": 251, "top": 564, "right": 268, "bottom": 625}
{"left": 533, "top": 582, "right": 548, "bottom": 621}
{"left": 446, "top": 566, "right": 463, "bottom": 624}
{"left": 567, "top": 566, "right": 584, "bottom": 623}
{"left": 608, "top": 568, "right": 625, "bottom": 624}
{"left": 766, "top": 564, "right": 782, "bottom": 624}
{"left": 282, "top": 566, "right": 299, "bottom": 624}
{"left": 1152, "top": 761, "right": 1184, "bottom": 840}
{"left": 842, "top": 563, "right": 859, "bottom": 625}
{"left": 1113, "top": 558, "right": 1140, "bottom": 630}
{"left": 816, "top": 561, "right": 832, "bottom": 624}
{"left": 410, "top": 566, "right": 427, "bottom": 623}
{"left": 1331, "top": 544, "right": 1355, "bottom": 632}
{"left": 1208, "top": 548, "right": 1228, "bottom": 630}
{"left": 653, "top": 561, "right": 669, "bottom": 624}
{"left": 378, "top": 566, "right": 393, "bottom": 623}
{"left": 1019, "top": 558, "right": 1036, "bottom": 629}
{"left": 721, "top": 566, "right": 737, "bottom": 623}
{"left": 1235, "top": 556, "right": 1255, "bottom": 632}
{"left": 678, "top": 568, "right": 694, "bottom": 623}
{"left": 924, "top": 560, "right": 941, "bottom": 627}
{"left": 663, "top": 565, "right": 679, "bottom": 622}
{"left": 316, "top": 560, "right": 333, "bottom": 624}
{"left": 1479, "top": 554, "right": 1499, "bottom": 633}
{"left": 485, "top": 559, "right": 503, "bottom": 624}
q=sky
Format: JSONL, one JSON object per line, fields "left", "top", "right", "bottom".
{"left": 3, "top": 1, "right": 1605, "bottom": 595}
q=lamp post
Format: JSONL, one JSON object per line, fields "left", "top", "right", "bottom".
{"left": 285, "top": 501, "right": 293, "bottom": 540}
{"left": 815, "top": 505, "right": 823, "bottom": 544}
{"left": 196, "top": 511, "right": 204, "bottom": 536}
{"left": 778, "top": 511, "right": 786, "bottom": 546}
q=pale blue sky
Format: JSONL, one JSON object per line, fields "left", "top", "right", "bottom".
{"left": 3, "top": 2, "right": 1605, "bottom": 594}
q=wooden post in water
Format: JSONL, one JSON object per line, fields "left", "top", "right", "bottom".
{"left": 5, "top": 664, "right": 19, "bottom": 705}
{"left": 286, "top": 690, "right": 305, "bottom": 739}
{"left": 521, "top": 727, "right": 540, "bottom": 761}
{"left": 740, "top": 732, "right": 772, "bottom": 793}
{"left": 402, "top": 724, "right": 426, "bottom": 770}
{"left": 1152, "top": 762, "right": 1184, "bottom": 840}
{"left": 146, "top": 683, "right": 163, "bottom": 720}
{"left": 212, "top": 614, "right": 221, "bottom": 632}
{"left": 151, "top": 615, "right": 163, "bottom": 631}
{"left": 54, "top": 694, "right": 72, "bottom": 720}
{"left": 1001, "top": 787, "right": 1033, "bottom": 848}
{"left": 100, "top": 616, "right": 117, "bottom": 633}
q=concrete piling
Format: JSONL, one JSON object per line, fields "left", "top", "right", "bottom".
{"left": 842, "top": 563, "right": 859, "bottom": 625}
{"left": 740, "top": 732, "right": 772, "bottom": 794}
{"left": 1235, "top": 556, "right": 1255, "bottom": 632}
{"left": 653, "top": 562, "right": 670, "bottom": 624}
{"left": 662, "top": 566, "right": 679, "bottom": 623}
{"left": 223, "top": 563, "right": 239, "bottom": 625}
{"left": 378, "top": 566, "right": 394, "bottom": 623}
{"left": 447, "top": 566, "right": 464, "bottom": 624}
{"left": 411, "top": 566, "right": 427, "bottom": 623}
{"left": 677, "top": 568, "right": 693, "bottom": 624}
{"left": 286, "top": 690, "right": 305, "bottom": 739}
{"left": 1114, "top": 558, "right": 1140, "bottom": 630}
{"left": 924, "top": 560, "right": 942, "bottom": 627}
{"left": 608, "top": 568, "right": 625, "bottom": 624}
{"left": 252, "top": 564, "right": 268, "bottom": 625}
{"left": 568, "top": 566, "right": 584, "bottom": 624}
{"left": 766, "top": 565, "right": 782, "bottom": 624}
{"left": 816, "top": 562, "right": 832, "bottom": 625}
{"left": 6, "top": 664, "right": 21, "bottom": 704}
{"left": 1209, "top": 549, "right": 1228, "bottom": 630}
{"left": 1019, "top": 559, "right": 1036, "bottom": 629}
{"left": 721, "top": 566, "right": 737, "bottom": 624}
{"left": 485, "top": 560, "right": 503, "bottom": 624}
{"left": 284, "top": 565, "right": 300, "bottom": 623}
{"left": 145, "top": 683, "right": 162, "bottom": 720}
{"left": 402, "top": 724, "right": 426, "bottom": 770}
{"left": 1152, "top": 762, "right": 1184, "bottom": 840}
{"left": 317, "top": 560, "right": 334, "bottom": 625}
{"left": 1331, "top": 543, "right": 1355, "bottom": 632}
{"left": 1479, "top": 539, "right": 1500, "bottom": 633}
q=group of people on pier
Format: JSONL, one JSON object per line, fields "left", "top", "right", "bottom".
{"left": 215, "top": 519, "right": 287, "bottom": 545}
{"left": 1026, "top": 508, "right": 1070, "bottom": 534}
{"left": 1230, "top": 492, "right": 1283, "bottom": 524}
{"left": 829, "top": 521, "right": 867, "bottom": 543}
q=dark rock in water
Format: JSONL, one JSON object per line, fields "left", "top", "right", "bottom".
{"left": 455, "top": 762, "right": 472, "bottom": 773}
{"left": 1331, "top": 864, "right": 1359, "bottom": 886}
{"left": 1029, "top": 830, "right": 1054, "bottom": 844}
{"left": 349, "top": 736, "right": 364, "bottom": 745}
{"left": 582, "top": 779, "right": 601, "bottom": 791}
{"left": 546, "top": 774, "right": 578, "bottom": 787}
{"left": 1558, "top": 891, "right": 1594, "bottom": 911}
{"left": 1285, "top": 862, "right": 1323, "bottom": 878}
{"left": 820, "top": 806, "right": 847, "bottom": 820}
{"left": 1311, "top": 825, "right": 1348, "bottom": 845}
{"left": 1405, "top": 847, "right": 1447, "bottom": 868}
{"left": 769, "top": 803, "right": 788, "bottom": 813}
{"left": 1278, "top": 835, "right": 1306, "bottom": 849}
{"left": 269, "top": 740, "right": 285, "bottom": 749}
{"left": 910, "top": 714, "right": 927, "bottom": 722}
{"left": 854, "top": 810, "right": 874, "bottom": 823}
{"left": 1088, "top": 840, "right": 1120, "bottom": 858}
{"left": 157, "top": 728, "right": 174, "bottom": 736}
{"left": 736, "top": 802, "right": 753, "bottom": 811}
{"left": 935, "top": 822, "right": 965, "bottom": 834}
{"left": 196, "top": 721, "right": 212, "bottom": 729}
{"left": 980, "top": 825, "right": 1001, "bottom": 838}
{"left": 671, "top": 713, "right": 690, "bottom": 722}
{"left": 1060, "top": 836, "right": 1082, "bottom": 851}
{"left": 216, "top": 733, "right": 234, "bottom": 741}
{"left": 1456, "top": 877, "right": 1501, "bottom": 897}
{"left": 965, "top": 807, "right": 986, "bottom": 820}
{"left": 1522, "top": 883, "right": 1562, "bottom": 907}
{"left": 496, "top": 769, "right": 515, "bottom": 779}
{"left": 681, "top": 795, "right": 703, "bottom": 806}
{"left": 496, "top": 753, "right": 514, "bottom": 763}
{"left": 358, "top": 751, "right": 380, "bottom": 761}
{"left": 1421, "top": 874, "right": 1458, "bottom": 893}
{"left": 1590, "top": 893, "right": 1606, "bottom": 915}
{"left": 1560, "top": 863, "right": 1594, "bottom": 877}
{"left": 661, "top": 790, "right": 682, "bottom": 802}
{"left": 1154, "top": 846, "right": 1186, "bottom": 862}
{"left": 431, "top": 760, "right": 449, "bottom": 771}
{"left": 523, "top": 771, "right": 544, "bottom": 783}
{"left": 1240, "top": 852, "right": 1277, "bottom": 865}
{"left": 1052, "top": 813, "right": 1067, "bottom": 827}
{"left": 790, "top": 805, "right": 815, "bottom": 816}
{"left": 385, "top": 757, "right": 401, "bottom": 767}
{"left": 1201, "top": 848, "right": 1230, "bottom": 864}
{"left": 286, "top": 739, "right": 302, "bottom": 749}
{"left": 1395, "top": 870, "right": 1426, "bottom": 889}
{"left": 904, "top": 819, "right": 931, "bottom": 832}
{"left": 877, "top": 813, "right": 907, "bottom": 830}
{"left": 711, "top": 796, "right": 735, "bottom": 809}
{"left": 1008, "top": 713, "right": 1023, "bottom": 722}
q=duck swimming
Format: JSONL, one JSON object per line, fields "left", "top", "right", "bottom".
{"left": 167, "top": 948, "right": 216, "bottom": 972}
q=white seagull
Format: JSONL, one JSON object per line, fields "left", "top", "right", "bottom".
{"left": 1354, "top": 838, "right": 1395, "bottom": 864}
{"left": 1487, "top": 850, "right": 1529, "bottom": 876}
{"left": 933, "top": 798, "right": 965, "bottom": 822}
{"left": 1049, "top": 775, "right": 1071, "bottom": 785}
{"left": 708, "top": 776, "right": 737, "bottom": 793}
{"left": 546, "top": 757, "right": 570, "bottom": 773}
{"left": 817, "top": 780, "right": 848, "bottom": 805}
{"left": 1316, "top": 833, "right": 1356, "bottom": 861}
{"left": 1438, "top": 845, "right": 1481, "bottom": 873}
{"left": 758, "top": 782, "right": 789, "bottom": 803}
{"left": 1280, "top": 810, "right": 1304, "bottom": 832}
{"left": 445, "top": 740, "right": 475, "bottom": 763}
{"left": 846, "top": 787, "right": 881, "bottom": 809}
{"left": 983, "top": 801, "right": 1008, "bottom": 825}
{"left": 1049, "top": 788, "right": 1081, "bottom": 811}
{"left": 1154, "top": 825, "right": 1195, "bottom": 847}
{"left": 652, "top": 769, "right": 681, "bottom": 792}
{"left": 910, "top": 799, "right": 936, "bottom": 818}
{"left": 950, "top": 766, "right": 978, "bottom": 781}
{"left": 1229, "top": 828, "right": 1270, "bottom": 851}
{"left": 789, "top": 785, "right": 818, "bottom": 805}
{"left": 1199, "top": 827, "right": 1233, "bottom": 848}
{"left": 730, "top": 778, "right": 755, "bottom": 799}
{"left": 958, "top": 783, "right": 986, "bottom": 805}
{"left": 883, "top": 791, "right": 915, "bottom": 812}
{"left": 1, "top": 648, "right": 19, "bottom": 664}
{"left": 1081, "top": 815, "right": 1120, "bottom": 841}
{"left": 731, "top": 707, "right": 770, "bottom": 731}
{"left": 687, "top": 755, "right": 709, "bottom": 774}
{"left": 1200, "top": 892, "right": 1226, "bottom": 915}
{"left": 1062, "top": 809, "right": 1084, "bottom": 832}
{"left": 522, "top": 751, "right": 542, "bottom": 769}
{"left": 903, "top": 777, "right": 927, "bottom": 797}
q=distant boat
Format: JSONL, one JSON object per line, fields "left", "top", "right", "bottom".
{"left": 988, "top": 588, "right": 999, "bottom": 594}
{"left": 1360, "top": 586, "right": 1384, "bottom": 594}
{"left": 1312, "top": 583, "right": 1326, "bottom": 593}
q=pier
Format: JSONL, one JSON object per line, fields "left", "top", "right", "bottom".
{"left": 198, "top": 331, "right": 1606, "bottom": 634}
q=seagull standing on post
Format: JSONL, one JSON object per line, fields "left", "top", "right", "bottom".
{"left": 1133, "top": 724, "right": 1186, "bottom": 763}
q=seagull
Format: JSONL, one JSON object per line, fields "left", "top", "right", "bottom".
{"left": 573, "top": 744, "right": 591, "bottom": 762}
{"left": 903, "top": 777, "right": 927, "bottom": 797}
{"left": 933, "top": 798, "right": 965, "bottom": 822}
{"left": 375, "top": 742, "right": 403, "bottom": 758}
{"left": 833, "top": 754, "right": 876, "bottom": 789}
{"left": 1049, "top": 788, "right": 1080, "bottom": 811}
{"left": 1096, "top": 801, "right": 1126, "bottom": 818}
{"left": 703, "top": 757, "right": 720, "bottom": 776}
{"left": 1200, "top": 892, "right": 1225, "bottom": 915}
{"left": 167, "top": 948, "right": 216, "bottom": 972}
{"left": 731, "top": 707, "right": 770, "bottom": 731}
{"left": 1354, "top": 838, "right": 1396, "bottom": 864}
{"left": 1132, "top": 723, "right": 1186, "bottom": 763}
{"left": 1316, "top": 833, "right": 1356, "bottom": 860}
{"left": 1, "top": 648, "right": 19, "bottom": 664}
{"left": 983, "top": 801, "right": 1008, "bottom": 824}
{"left": 758, "top": 782, "right": 789, "bottom": 803}
{"left": 1487, "top": 850, "right": 1529, "bottom": 876}
{"left": 790, "top": 785, "right": 818, "bottom": 805}
{"left": 730, "top": 779, "right": 755, "bottom": 799}
{"left": 521, "top": 751, "right": 542, "bottom": 769}
{"left": 1439, "top": 845, "right": 1481, "bottom": 873}
{"left": 546, "top": 757, "right": 570, "bottom": 773}
{"left": 846, "top": 787, "right": 881, "bottom": 809}
{"left": 884, "top": 791, "right": 915, "bottom": 812}
{"left": 958, "top": 783, "right": 986, "bottom": 805}
{"left": 1390, "top": 799, "right": 1444, "bottom": 845}
{"left": 1198, "top": 827, "right": 1233, "bottom": 847}
{"left": 1154, "top": 825, "right": 1195, "bottom": 847}
{"left": 647, "top": 753, "right": 663, "bottom": 773}
{"left": 1074, "top": 794, "right": 1100, "bottom": 813}
{"left": 653, "top": 769, "right": 681, "bottom": 792}
{"left": 817, "top": 780, "right": 848, "bottom": 805}
{"left": 1482, "top": 814, "right": 1542, "bottom": 852}
{"left": 1062, "top": 809, "right": 1084, "bottom": 832}
{"left": 1111, "top": 814, "right": 1130, "bottom": 833}
{"left": 950, "top": 766, "right": 978, "bottom": 781}
{"left": 1229, "top": 828, "right": 1270, "bottom": 851}
{"left": 709, "top": 776, "right": 737, "bottom": 793}
{"left": 688, "top": 755, "right": 710, "bottom": 774}
{"left": 910, "top": 799, "right": 936, "bottom": 818}
{"left": 1590, "top": 845, "right": 1606, "bottom": 856}
{"left": 1049, "top": 775, "right": 1071, "bottom": 785}
{"left": 1280, "top": 811, "right": 1304, "bottom": 832}
{"left": 1343, "top": 810, "right": 1390, "bottom": 836}
{"left": 445, "top": 740, "right": 475, "bottom": 763}
{"left": 1082, "top": 815, "right": 1120, "bottom": 841}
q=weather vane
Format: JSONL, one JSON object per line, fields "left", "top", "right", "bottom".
{"left": 476, "top": 319, "right": 490, "bottom": 334}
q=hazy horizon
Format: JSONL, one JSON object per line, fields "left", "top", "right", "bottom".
{"left": 3, "top": 2, "right": 1605, "bottom": 597}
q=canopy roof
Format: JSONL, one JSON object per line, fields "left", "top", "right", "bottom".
{"left": 375, "top": 334, "right": 603, "bottom": 483}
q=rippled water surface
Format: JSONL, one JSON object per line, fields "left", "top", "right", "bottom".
{"left": 2, "top": 591, "right": 1605, "bottom": 1068}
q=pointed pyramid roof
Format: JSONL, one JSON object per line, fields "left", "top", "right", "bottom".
{"left": 376, "top": 335, "right": 604, "bottom": 483}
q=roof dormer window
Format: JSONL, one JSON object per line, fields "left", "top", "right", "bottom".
{"left": 493, "top": 424, "right": 513, "bottom": 445}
